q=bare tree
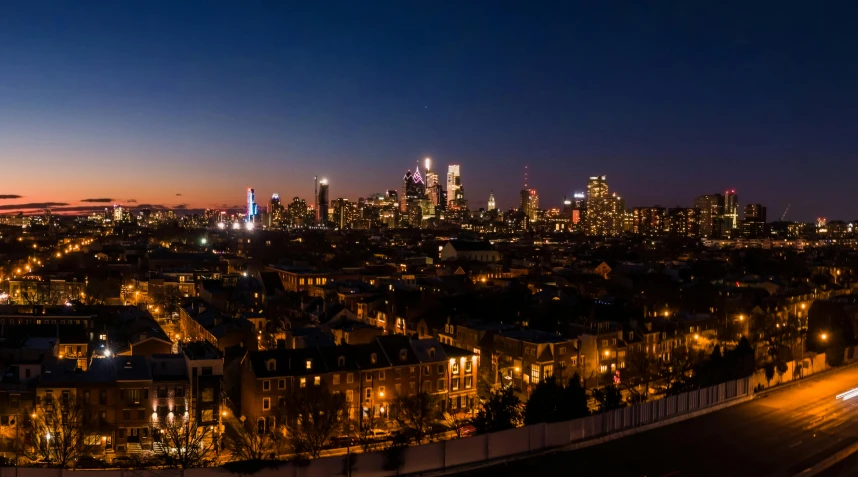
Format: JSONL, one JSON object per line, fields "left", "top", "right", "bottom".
{"left": 622, "top": 349, "right": 661, "bottom": 403}
{"left": 283, "top": 384, "right": 347, "bottom": 458}
{"left": 28, "top": 398, "right": 100, "bottom": 468}
{"left": 390, "top": 392, "right": 440, "bottom": 444}
{"left": 152, "top": 415, "right": 215, "bottom": 469}
{"left": 231, "top": 425, "right": 281, "bottom": 462}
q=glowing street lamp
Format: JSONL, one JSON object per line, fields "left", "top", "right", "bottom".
{"left": 821, "top": 333, "right": 828, "bottom": 341}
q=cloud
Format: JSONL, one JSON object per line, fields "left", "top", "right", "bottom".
{"left": 0, "top": 202, "right": 69, "bottom": 211}
{"left": 135, "top": 204, "right": 168, "bottom": 210}
{"left": 0, "top": 195, "right": 23, "bottom": 199}
{"left": 80, "top": 198, "right": 114, "bottom": 203}
{"left": 176, "top": 193, "right": 182, "bottom": 196}
{"left": 173, "top": 204, "right": 188, "bottom": 210}
{"left": 126, "top": 199, "right": 137, "bottom": 203}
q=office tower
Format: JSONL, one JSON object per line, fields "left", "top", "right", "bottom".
{"left": 315, "top": 179, "right": 329, "bottom": 226}
{"left": 113, "top": 204, "right": 123, "bottom": 222}
{"left": 742, "top": 203, "right": 767, "bottom": 238}
{"left": 446, "top": 165, "right": 461, "bottom": 208}
{"left": 333, "top": 198, "right": 348, "bottom": 229}
{"left": 488, "top": 191, "right": 496, "bottom": 211}
{"left": 724, "top": 189, "right": 739, "bottom": 231}
{"left": 584, "top": 176, "right": 621, "bottom": 235}
{"left": 246, "top": 188, "right": 258, "bottom": 222}
{"left": 424, "top": 158, "right": 438, "bottom": 189}
{"left": 667, "top": 207, "right": 700, "bottom": 237}
{"left": 694, "top": 193, "right": 724, "bottom": 238}
{"left": 268, "top": 194, "right": 284, "bottom": 227}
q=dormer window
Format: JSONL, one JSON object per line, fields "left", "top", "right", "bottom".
{"left": 399, "top": 349, "right": 407, "bottom": 361}
{"left": 370, "top": 353, "right": 377, "bottom": 364}
{"left": 267, "top": 359, "right": 276, "bottom": 371}
{"left": 306, "top": 359, "right": 312, "bottom": 370}
{"left": 338, "top": 356, "right": 345, "bottom": 367}
{"left": 629, "top": 332, "right": 634, "bottom": 340}
{"left": 428, "top": 347, "right": 435, "bottom": 358}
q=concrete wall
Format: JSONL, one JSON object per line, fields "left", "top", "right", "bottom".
{"left": 751, "top": 352, "right": 828, "bottom": 390}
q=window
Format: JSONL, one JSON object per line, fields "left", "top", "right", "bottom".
{"left": 278, "top": 379, "right": 286, "bottom": 390}
{"left": 370, "top": 353, "right": 377, "bottom": 364}
{"left": 202, "top": 409, "right": 213, "bottom": 422}
{"left": 347, "top": 373, "right": 354, "bottom": 384}
{"left": 395, "top": 383, "right": 401, "bottom": 394}
{"left": 366, "top": 373, "right": 372, "bottom": 382}
{"left": 262, "top": 380, "right": 270, "bottom": 391}
{"left": 202, "top": 367, "right": 213, "bottom": 376}
{"left": 263, "top": 398, "right": 270, "bottom": 410}
{"left": 452, "top": 362, "right": 460, "bottom": 374}
{"left": 424, "top": 365, "right": 431, "bottom": 375}
{"left": 306, "top": 359, "right": 312, "bottom": 370}
{"left": 437, "top": 364, "right": 444, "bottom": 374}
{"left": 451, "top": 378, "right": 459, "bottom": 391}
{"left": 175, "top": 386, "right": 184, "bottom": 398}
{"left": 399, "top": 349, "right": 407, "bottom": 361}
{"left": 378, "top": 370, "right": 385, "bottom": 381}
{"left": 438, "top": 379, "right": 445, "bottom": 392}
{"left": 333, "top": 374, "right": 340, "bottom": 385}
{"left": 409, "top": 382, "right": 416, "bottom": 394}
{"left": 201, "top": 387, "right": 214, "bottom": 403}
{"left": 543, "top": 365, "right": 553, "bottom": 379}
{"left": 559, "top": 347, "right": 566, "bottom": 355}
{"left": 531, "top": 364, "right": 540, "bottom": 384}
{"left": 378, "top": 386, "right": 385, "bottom": 397}
{"left": 365, "top": 388, "right": 372, "bottom": 400}
{"left": 465, "top": 361, "right": 472, "bottom": 373}
{"left": 395, "top": 368, "right": 401, "bottom": 379}
{"left": 314, "top": 376, "right": 320, "bottom": 386}
{"left": 600, "top": 364, "right": 608, "bottom": 373}
{"left": 346, "top": 390, "right": 353, "bottom": 402}
{"left": 427, "top": 347, "right": 435, "bottom": 358}
{"left": 300, "top": 378, "right": 306, "bottom": 388}
{"left": 267, "top": 359, "right": 276, "bottom": 371}
{"left": 99, "top": 390, "right": 107, "bottom": 405}
{"left": 338, "top": 356, "right": 345, "bottom": 367}
{"left": 601, "top": 340, "right": 608, "bottom": 347}
{"left": 465, "top": 376, "right": 473, "bottom": 389}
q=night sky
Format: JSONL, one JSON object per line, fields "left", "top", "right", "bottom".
{"left": 1, "top": 1, "right": 856, "bottom": 220}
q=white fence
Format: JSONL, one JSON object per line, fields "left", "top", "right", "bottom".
{"left": 0, "top": 377, "right": 751, "bottom": 477}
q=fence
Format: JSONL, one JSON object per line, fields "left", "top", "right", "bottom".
{"left": 0, "top": 377, "right": 750, "bottom": 477}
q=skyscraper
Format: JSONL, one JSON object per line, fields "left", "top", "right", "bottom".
{"left": 246, "top": 188, "right": 258, "bottom": 223}
{"left": 424, "top": 158, "right": 438, "bottom": 190}
{"left": 694, "top": 194, "right": 724, "bottom": 238}
{"left": 632, "top": 207, "right": 667, "bottom": 235}
{"left": 742, "top": 203, "right": 767, "bottom": 238}
{"left": 724, "top": 189, "right": 739, "bottom": 232}
{"left": 317, "top": 179, "right": 329, "bottom": 226}
{"left": 446, "top": 165, "right": 461, "bottom": 208}
{"left": 584, "top": 175, "right": 621, "bottom": 235}
{"left": 667, "top": 207, "right": 700, "bottom": 237}
{"left": 488, "top": 191, "right": 496, "bottom": 211}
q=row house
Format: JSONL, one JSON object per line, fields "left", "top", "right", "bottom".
{"left": 489, "top": 329, "right": 580, "bottom": 398}
{"left": 239, "top": 335, "right": 478, "bottom": 436}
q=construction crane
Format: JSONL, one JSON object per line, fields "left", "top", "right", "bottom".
{"left": 781, "top": 204, "right": 790, "bottom": 221}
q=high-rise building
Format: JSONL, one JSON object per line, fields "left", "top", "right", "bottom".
{"left": 113, "top": 204, "right": 123, "bottom": 222}
{"left": 317, "top": 179, "right": 330, "bottom": 226}
{"left": 424, "top": 158, "right": 438, "bottom": 189}
{"left": 446, "top": 165, "right": 461, "bottom": 208}
{"left": 584, "top": 176, "right": 622, "bottom": 235}
{"left": 246, "top": 188, "right": 258, "bottom": 223}
{"left": 694, "top": 193, "right": 724, "bottom": 238}
{"left": 741, "top": 203, "right": 767, "bottom": 238}
{"left": 268, "top": 194, "right": 284, "bottom": 227}
{"left": 632, "top": 207, "right": 667, "bottom": 235}
{"left": 667, "top": 207, "right": 700, "bottom": 237}
{"left": 724, "top": 189, "right": 739, "bottom": 231}
{"left": 488, "top": 191, "right": 496, "bottom": 211}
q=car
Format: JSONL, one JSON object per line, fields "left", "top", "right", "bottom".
{"left": 112, "top": 456, "right": 136, "bottom": 468}
{"left": 328, "top": 436, "right": 357, "bottom": 448}
{"left": 74, "top": 456, "right": 107, "bottom": 469}
{"left": 368, "top": 428, "right": 391, "bottom": 440}
{"left": 459, "top": 424, "right": 476, "bottom": 437}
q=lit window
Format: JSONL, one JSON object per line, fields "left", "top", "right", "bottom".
{"left": 262, "top": 398, "right": 270, "bottom": 411}
{"left": 299, "top": 378, "right": 306, "bottom": 388}
{"left": 531, "top": 364, "right": 540, "bottom": 384}
{"left": 314, "top": 376, "right": 320, "bottom": 386}
{"left": 306, "top": 359, "right": 312, "bottom": 370}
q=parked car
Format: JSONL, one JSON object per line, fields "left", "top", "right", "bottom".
{"left": 328, "top": 436, "right": 357, "bottom": 448}
{"left": 368, "top": 428, "right": 391, "bottom": 440}
{"left": 459, "top": 424, "right": 476, "bottom": 437}
{"left": 112, "top": 456, "right": 135, "bottom": 468}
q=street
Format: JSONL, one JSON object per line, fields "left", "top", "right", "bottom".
{"left": 459, "top": 364, "right": 858, "bottom": 477}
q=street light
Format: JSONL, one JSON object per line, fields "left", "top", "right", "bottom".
{"left": 821, "top": 333, "right": 828, "bottom": 341}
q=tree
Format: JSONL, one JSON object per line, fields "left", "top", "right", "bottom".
{"left": 776, "top": 361, "right": 788, "bottom": 383}
{"left": 764, "top": 363, "right": 775, "bottom": 387}
{"left": 622, "top": 349, "right": 660, "bottom": 403}
{"left": 152, "top": 415, "right": 215, "bottom": 469}
{"left": 471, "top": 387, "right": 523, "bottom": 434}
{"left": 591, "top": 384, "right": 624, "bottom": 413}
{"left": 524, "top": 376, "right": 566, "bottom": 425}
{"left": 230, "top": 425, "right": 281, "bottom": 462}
{"left": 564, "top": 373, "right": 590, "bottom": 419}
{"left": 82, "top": 279, "right": 112, "bottom": 306}
{"left": 151, "top": 286, "right": 183, "bottom": 316}
{"left": 663, "top": 347, "right": 696, "bottom": 395}
{"left": 283, "top": 384, "right": 347, "bottom": 458}
{"left": 445, "top": 412, "right": 472, "bottom": 439}
{"left": 29, "top": 399, "right": 100, "bottom": 468}
{"left": 390, "top": 392, "right": 440, "bottom": 444}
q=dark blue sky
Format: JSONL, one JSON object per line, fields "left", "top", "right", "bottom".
{"left": 1, "top": 1, "right": 856, "bottom": 220}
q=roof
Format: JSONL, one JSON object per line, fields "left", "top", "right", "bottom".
{"left": 499, "top": 329, "right": 568, "bottom": 344}
{"left": 447, "top": 240, "right": 495, "bottom": 252}
{"left": 113, "top": 355, "right": 153, "bottom": 381}
{"left": 151, "top": 354, "right": 189, "bottom": 381}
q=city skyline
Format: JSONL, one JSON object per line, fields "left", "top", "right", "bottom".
{"left": 2, "top": 3, "right": 858, "bottom": 220}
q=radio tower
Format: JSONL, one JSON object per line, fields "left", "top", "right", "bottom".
{"left": 314, "top": 176, "right": 318, "bottom": 224}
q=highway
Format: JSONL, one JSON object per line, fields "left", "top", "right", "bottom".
{"left": 459, "top": 365, "right": 858, "bottom": 477}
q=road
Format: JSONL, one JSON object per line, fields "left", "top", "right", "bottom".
{"left": 459, "top": 365, "right": 858, "bottom": 477}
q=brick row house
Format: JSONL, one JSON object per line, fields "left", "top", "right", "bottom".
{"left": 239, "top": 335, "right": 478, "bottom": 435}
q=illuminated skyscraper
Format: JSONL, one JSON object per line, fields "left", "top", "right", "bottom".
{"left": 667, "top": 207, "right": 700, "bottom": 237}
{"left": 584, "top": 176, "right": 621, "bottom": 235}
{"left": 446, "top": 165, "right": 461, "bottom": 208}
{"left": 424, "top": 158, "right": 438, "bottom": 189}
{"left": 724, "top": 189, "right": 738, "bottom": 231}
{"left": 488, "top": 191, "right": 496, "bottom": 211}
{"left": 694, "top": 194, "right": 724, "bottom": 238}
{"left": 246, "top": 188, "right": 258, "bottom": 223}
{"left": 317, "top": 179, "right": 330, "bottom": 226}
